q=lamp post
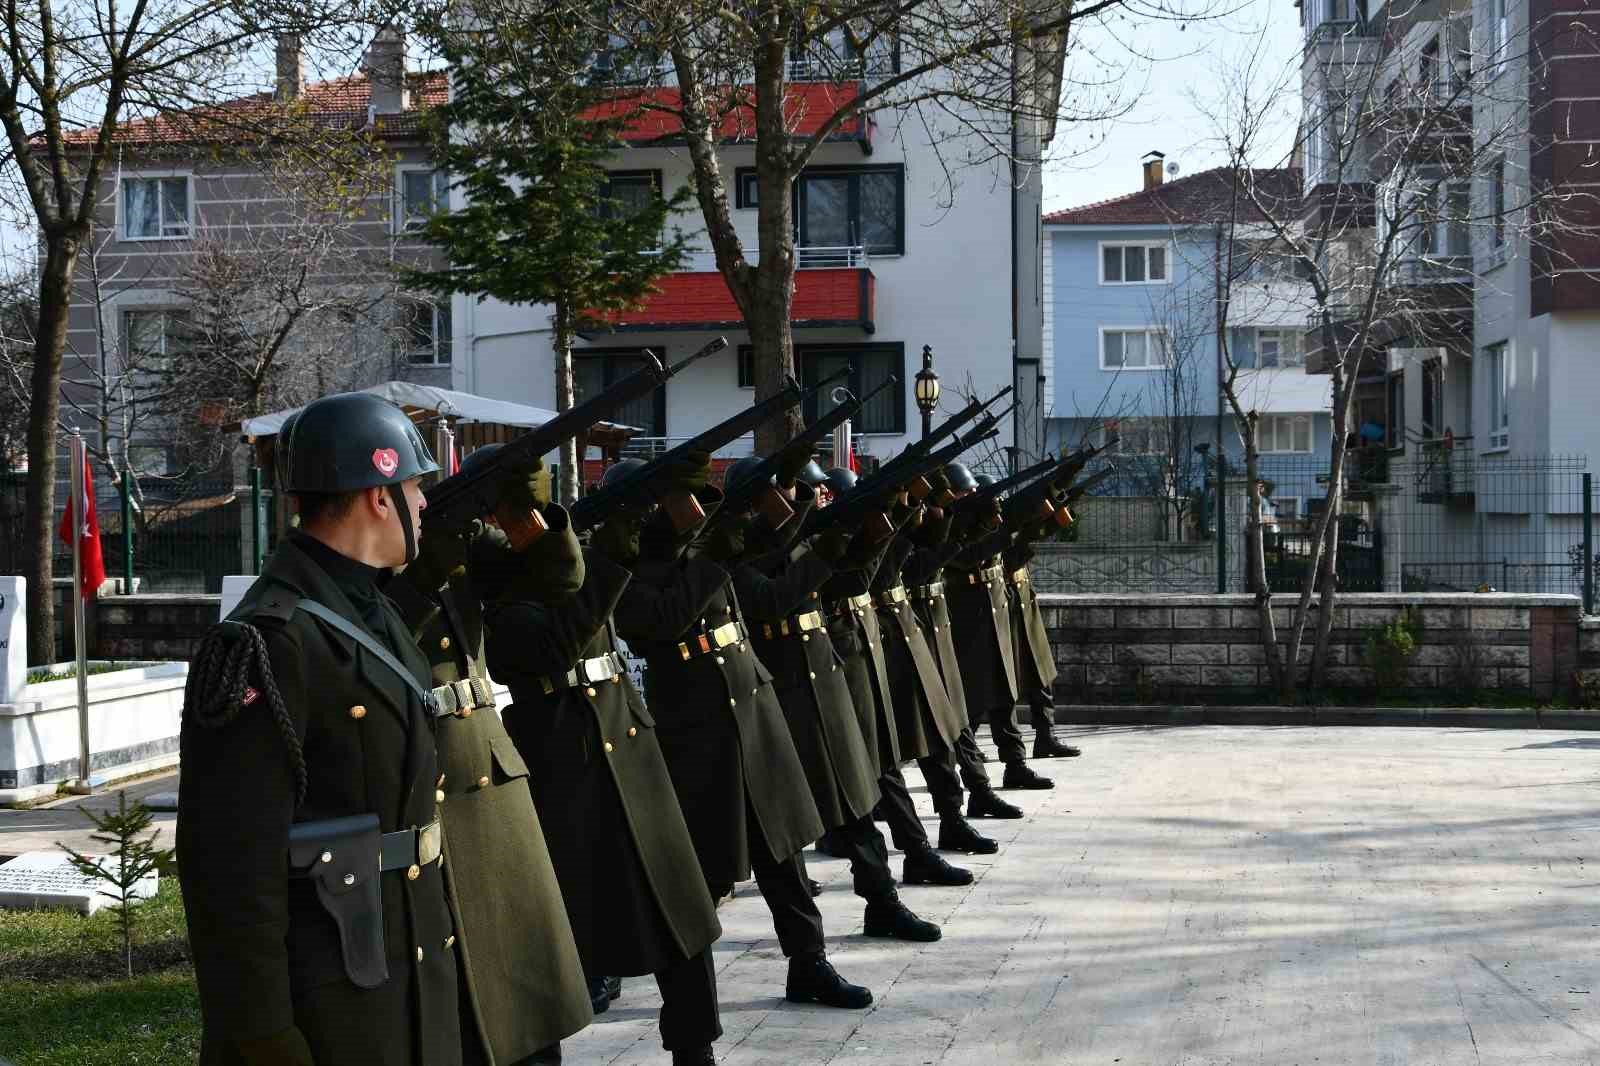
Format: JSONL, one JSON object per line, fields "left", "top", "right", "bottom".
{"left": 914, "top": 344, "right": 941, "bottom": 440}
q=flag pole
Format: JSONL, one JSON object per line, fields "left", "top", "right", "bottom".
{"left": 68, "top": 432, "right": 92, "bottom": 794}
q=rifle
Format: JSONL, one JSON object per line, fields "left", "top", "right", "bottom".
{"left": 1005, "top": 459, "right": 1118, "bottom": 529}
{"left": 569, "top": 378, "right": 805, "bottom": 534}
{"left": 947, "top": 453, "right": 1063, "bottom": 518}
{"left": 425, "top": 336, "right": 727, "bottom": 548}
{"left": 721, "top": 373, "right": 900, "bottom": 530}
{"left": 807, "top": 425, "right": 1001, "bottom": 541}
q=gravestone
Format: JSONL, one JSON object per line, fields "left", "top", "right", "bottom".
{"left": 0, "top": 850, "right": 157, "bottom": 915}
{"left": 0, "top": 576, "right": 22, "bottom": 704}
{"left": 219, "top": 575, "right": 255, "bottom": 621}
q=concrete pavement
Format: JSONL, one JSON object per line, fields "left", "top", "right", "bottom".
{"left": 565, "top": 724, "right": 1600, "bottom": 1065}
{"left": 0, "top": 771, "right": 177, "bottom": 859}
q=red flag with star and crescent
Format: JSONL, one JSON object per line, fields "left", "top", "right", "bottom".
{"left": 57, "top": 452, "right": 106, "bottom": 600}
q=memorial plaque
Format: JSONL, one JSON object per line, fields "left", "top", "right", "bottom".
{"left": 0, "top": 576, "right": 22, "bottom": 704}
{"left": 0, "top": 851, "right": 157, "bottom": 915}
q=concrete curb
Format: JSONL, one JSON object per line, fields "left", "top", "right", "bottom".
{"left": 1054, "top": 705, "right": 1600, "bottom": 729}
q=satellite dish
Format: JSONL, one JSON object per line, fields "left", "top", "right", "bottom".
{"left": 1166, "top": 161, "right": 1181, "bottom": 177}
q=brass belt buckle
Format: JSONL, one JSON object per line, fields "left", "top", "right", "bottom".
{"left": 418, "top": 821, "right": 443, "bottom": 866}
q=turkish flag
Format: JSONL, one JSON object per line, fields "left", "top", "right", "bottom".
{"left": 57, "top": 453, "right": 106, "bottom": 599}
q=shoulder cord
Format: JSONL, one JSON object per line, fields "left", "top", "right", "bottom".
{"left": 183, "top": 622, "right": 308, "bottom": 808}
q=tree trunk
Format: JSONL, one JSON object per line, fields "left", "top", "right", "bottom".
{"left": 1309, "top": 368, "right": 1357, "bottom": 685}
{"left": 747, "top": 33, "right": 803, "bottom": 454}
{"left": 24, "top": 233, "right": 80, "bottom": 665}
{"left": 552, "top": 301, "right": 579, "bottom": 506}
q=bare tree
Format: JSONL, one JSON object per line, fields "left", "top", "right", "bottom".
{"left": 1196, "top": 2, "right": 1600, "bottom": 698}
{"left": 0, "top": 0, "right": 367, "bottom": 661}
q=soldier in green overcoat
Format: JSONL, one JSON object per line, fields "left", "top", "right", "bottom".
{"left": 178, "top": 394, "right": 461, "bottom": 1066}
{"left": 613, "top": 466, "right": 873, "bottom": 1011}
{"left": 1002, "top": 532, "right": 1081, "bottom": 759}
{"left": 388, "top": 449, "right": 594, "bottom": 1065}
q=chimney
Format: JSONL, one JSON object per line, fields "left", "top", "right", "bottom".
{"left": 274, "top": 35, "right": 303, "bottom": 101}
{"left": 362, "top": 26, "right": 408, "bottom": 116}
{"left": 1142, "top": 150, "right": 1166, "bottom": 190}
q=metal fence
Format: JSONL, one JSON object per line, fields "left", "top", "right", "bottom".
{"left": 0, "top": 472, "right": 276, "bottom": 594}
{"left": 1027, "top": 451, "right": 1600, "bottom": 607}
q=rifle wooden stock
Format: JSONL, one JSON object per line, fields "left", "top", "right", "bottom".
{"left": 661, "top": 491, "right": 708, "bottom": 533}
{"left": 493, "top": 503, "right": 550, "bottom": 550}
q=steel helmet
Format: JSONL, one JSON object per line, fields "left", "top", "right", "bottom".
{"left": 822, "top": 467, "right": 857, "bottom": 498}
{"left": 796, "top": 460, "right": 828, "bottom": 488}
{"left": 974, "top": 473, "right": 996, "bottom": 488}
{"left": 724, "top": 455, "right": 767, "bottom": 492}
{"left": 944, "top": 462, "right": 978, "bottom": 494}
{"left": 600, "top": 458, "right": 647, "bottom": 488}
{"left": 277, "top": 392, "right": 438, "bottom": 493}
{"left": 456, "top": 442, "right": 503, "bottom": 479}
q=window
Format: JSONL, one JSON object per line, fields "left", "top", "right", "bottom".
{"left": 1272, "top": 496, "right": 1303, "bottom": 520}
{"left": 1260, "top": 414, "right": 1314, "bottom": 453}
{"left": 1100, "top": 418, "right": 1169, "bottom": 455}
{"left": 797, "top": 344, "right": 904, "bottom": 434}
{"left": 399, "top": 169, "right": 449, "bottom": 232}
{"left": 124, "top": 309, "right": 187, "bottom": 371}
{"left": 599, "top": 171, "right": 660, "bottom": 221}
{"left": 1386, "top": 371, "right": 1405, "bottom": 448}
{"left": 737, "top": 347, "right": 755, "bottom": 388}
{"left": 1491, "top": 0, "right": 1509, "bottom": 77}
{"left": 1100, "top": 327, "right": 1171, "bottom": 370}
{"left": 1420, "top": 358, "right": 1443, "bottom": 438}
{"left": 1257, "top": 328, "right": 1304, "bottom": 369}
{"left": 1100, "top": 242, "right": 1168, "bottom": 284}
{"left": 121, "top": 176, "right": 190, "bottom": 239}
{"left": 794, "top": 166, "right": 904, "bottom": 255}
{"left": 1489, "top": 156, "right": 1507, "bottom": 252}
{"left": 1231, "top": 240, "right": 1305, "bottom": 283}
{"left": 1420, "top": 36, "right": 1440, "bottom": 97}
{"left": 1485, "top": 341, "right": 1509, "bottom": 449}
{"left": 735, "top": 170, "right": 760, "bottom": 209}
{"left": 398, "top": 297, "right": 452, "bottom": 365}
{"left": 128, "top": 444, "right": 175, "bottom": 477}
{"left": 576, "top": 350, "right": 665, "bottom": 435}
{"left": 788, "top": 24, "right": 900, "bottom": 80}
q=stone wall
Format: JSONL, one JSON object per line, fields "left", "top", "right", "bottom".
{"left": 1038, "top": 593, "right": 1581, "bottom": 703}
{"left": 94, "top": 594, "right": 221, "bottom": 661}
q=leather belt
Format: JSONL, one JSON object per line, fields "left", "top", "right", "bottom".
{"left": 679, "top": 619, "right": 749, "bottom": 660}
{"left": 429, "top": 677, "right": 494, "bottom": 718}
{"left": 875, "top": 584, "right": 908, "bottom": 607}
{"left": 540, "top": 651, "right": 626, "bottom": 695}
{"left": 967, "top": 563, "right": 1005, "bottom": 585}
{"left": 760, "top": 610, "right": 825, "bottom": 640}
{"left": 912, "top": 580, "right": 945, "bottom": 601}
{"left": 1009, "top": 567, "right": 1030, "bottom": 587}
{"left": 378, "top": 820, "right": 443, "bottom": 872}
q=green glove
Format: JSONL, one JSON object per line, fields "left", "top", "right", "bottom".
{"left": 593, "top": 514, "right": 644, "bottom": 567}
{"left": 663, "top": 450, "right": 712, "bottom": 493}
{"left": 693, "top": 512, "right": 748, "bottom": 562}
{"left": 495, "top": 454, "right": 552, "bottom": 512}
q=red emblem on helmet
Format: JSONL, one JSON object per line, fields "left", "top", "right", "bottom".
{"left": 372, "top": 448, "right": 400, "bottom": 478}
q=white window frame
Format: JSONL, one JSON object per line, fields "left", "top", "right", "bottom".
{"left": 1098, "top": 326, "right": 1172, "bottom": 371}
{"left": 1489, "top": 0, "right": 1509, "bottom": 80}
{"left": 1098, "top": 417, "right": 1169, "bottom": 456}
{"left": 1272, "top": 495, "right": 1303, "bottom": 520}
{"left": 1485, "top": 340, "right": 1510, "bottom": 451}
{"left": 398, "top": 296, "right": 452, "bottom": 365}
{"left": 1254, "top": 327, "right": 1305, "bottom": 369}
{"left": 1098, "top": 240, "right": 1171, "bottom": 286}
{"left": 396, "top": 166, "right": 450, "bottom": 234}
{"left": 118, "top": 173, "right": 193, "bottom": 241}
{"left": 1258, "top": 413, "right": 1315, "bottom": 454}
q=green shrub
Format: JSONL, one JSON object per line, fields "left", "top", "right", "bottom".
{"left": 1365, "top": 608, "right": 1421, "bottom": 690}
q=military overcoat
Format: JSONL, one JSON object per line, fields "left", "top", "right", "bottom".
{"left": 943, "top": 528, "right": 1020, "bottom": 718}
{"left": 900, "top": 526, "right": 971, "bottom": 746}
{"left": 615, "top": 524, "right": 825, "bottom": 887}
{"left": 819, "top": 548, "right": 900, "bottom": 776}
{"left": 177, "top": 536, "right": 461, "bottom": 1066}
{"left": 485, "top": 550, "right": 722, "bottom": 975}
{"left": 388, "top": 569, "right": 593, "bottom": 1063}
{"left": 739, "top": 536, "right": 881, "bottom": 831}
{"left": 1003, "top": 543, "right": 1059, "bottom": 693}
{"left": 870, "top": 536, "right": 953, "bottom": 762}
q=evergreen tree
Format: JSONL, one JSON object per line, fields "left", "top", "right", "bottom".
{"left": 57, "top": 791, "right": 174, "bottom": 978}
{"left": 409, "top": 4, "right": 693, "bottom": 503}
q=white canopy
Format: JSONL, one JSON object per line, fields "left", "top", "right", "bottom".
{"left": 238, "top": 381, "right": 640, "bottom": 437}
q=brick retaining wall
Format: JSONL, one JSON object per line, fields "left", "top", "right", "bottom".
{"left": 1037, "top": 593, "right": 1582, "bottom": 703}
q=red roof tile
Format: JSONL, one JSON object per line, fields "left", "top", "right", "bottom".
{"left": 1043, "top": 167, "right": 1303, "bottom": 226}
{"left": 583, "top": 82, "right": 866, "bottom": 145}
{"left": 590, "top": 268, "right": 875, "bottom": 332}
{"left": 63, "top": 69, "right": 449, "bottom": 147}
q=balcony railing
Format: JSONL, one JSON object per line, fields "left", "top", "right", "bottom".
{"left": 663, "top": 245, "right": 870, "bottom": 272}
{"left": 1393, "top": 255, "right": 1473, "bottom": 286}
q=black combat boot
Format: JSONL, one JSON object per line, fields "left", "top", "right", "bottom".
{"left": 814, "top": 830, "right": 843, "bottom": 857}
{"left": 1031, "top": 707, "right": 1080, "bottom": 758}
{"left": 937, "top": 814, "right": 999, "bottom": 854}
{"left": 671, "top": 1047, "right": 716, "bottom": 1066}
{"left": 967, "top": 788, "right": 1024, "bottom": 819}
{"left": 587, "top": 976, "right": 613, "bottom": 1015}
{"left": 807, "top": 878, "right": 824, "bottom": 897}
{"left": 785, "top": 952, "right": 874, "bottom": 1008}
{"left": 1001, "top": 762, "right": 1054, "bottom": 790}
{"left": 864, "top": 894, "right": 942, "bottom": 941}
{"left": 902, "top": 845, "right": 974, "bottom": 886}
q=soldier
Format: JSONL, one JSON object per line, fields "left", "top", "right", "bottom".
{"left": 476, "top": 454, "right": 726, "bottom": 1066}
{"left": 724, "top": 455, "right": 941, "bottom": 941}
{"left": 944, "top": 471, "right": 1054, "bottom": 793}
{"left": 388, "top": 445, "right": 596, "bottom": 1066}
{"left": 178, "top": 393, "right": 461, "bottom": 1066}
{"left": 1003, "top": 523, "right": 1081, "bottom": 759}
{"left": 614, "top": 462, "right": 874, "bottom": 1010}
{"left": 807, "top": 466, "right": 974, "bottom": 887}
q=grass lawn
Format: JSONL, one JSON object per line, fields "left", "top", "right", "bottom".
{"left": 0, "top": 880, "right": 200, "bottom": 1066}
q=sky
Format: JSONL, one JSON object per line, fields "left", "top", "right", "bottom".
{"left": 1041, "top": 0, "right": 1305, "bottom": 215}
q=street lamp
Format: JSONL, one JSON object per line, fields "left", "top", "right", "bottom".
{"left": 914, "top": 344, "right": 941, "bottom": 439}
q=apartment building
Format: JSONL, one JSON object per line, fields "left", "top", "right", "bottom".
{"left": 1042, "top": 158, "right": 1329, "bottom": 527}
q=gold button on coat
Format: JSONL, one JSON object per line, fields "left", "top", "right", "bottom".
{"left": 439, "top": 636, "right": 451, "bottom": 650}
{"left": 584, "top": 686, "right": 597, "bottom": 697}
{"left": 348, "top": 705, "right": 367, "bottom": 720}
{"left": 477, "top": 775, "right": 490, "bottom": 788}
{"left": 406, "top": 864, "right": 421, "bottom": 881}
{"left": 416, "top": 946, "right": 424, "bottom": 961}
{"left": 728, "top": 698, "right": 737, "bottom": 707}
{"left": 435, "top": 789, "right": 446, "bottom": 803}
{"left": 444, "top": 935, "right": 456, "bottom": 949}
{"left": 604, "top": 741, "right": 615, "bottom": 753}
{"left": 627, "top": 727, "right": 637, "bottom": 737}
{"left": 319, "top": 850, "right": 333, "bottom": 864}
{"left": 716, "top": 656, "right": 725, "bottom": 665}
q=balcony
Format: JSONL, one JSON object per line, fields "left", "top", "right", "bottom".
{"left": 1415, "top": 437, "right": 1475, "bottom": 505}
{"left": 584, "top": 247, "right": 876, "bottom": 335}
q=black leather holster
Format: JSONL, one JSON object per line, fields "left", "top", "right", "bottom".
{"left": 288, "top": 814, "right": 388, "bottom": 989}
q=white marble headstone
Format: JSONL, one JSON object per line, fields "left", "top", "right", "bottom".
{"left": 0, "top": 576, "right": 23, "bottom": 704}
{"left": 0, "top": 851, "right": 157, "bottom": 916}
{"left": 219, "top": 575, "right": 256, "bottom": 622}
